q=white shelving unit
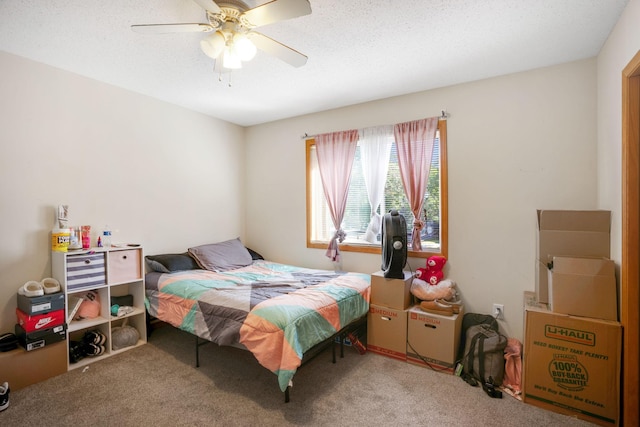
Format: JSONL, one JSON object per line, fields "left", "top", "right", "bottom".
{"left": 52, "top": 246, "right": 147, "bottom": 370}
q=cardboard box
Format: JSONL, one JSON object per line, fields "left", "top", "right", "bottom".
{"left": 536, "top": 210, "right": 611, "bottom": 303}
{"left": 0, "top": 341, "right": 67, "bottom": 390}
{"left": 367, "top": 304, "right": 407, "bottom": 360}
{"left": 15, "top": 323, "right": 67, "bottom": 351}
{"left": 548, "top": 257, "right": 617, "bottom": 321}
{"left": 371, "top": 270, "right": 413, "bottom": 309}
{"left": 16, "top": 308, "right": 65, "bottom": 332}
{"left": 406, "top": 305, "right": 463, "bottom": 372}
{"left": 17, "top": 291, "right": 65, "bottom": 315}
{"left": 522, "top": 292, "right": 621, "bottom": 426}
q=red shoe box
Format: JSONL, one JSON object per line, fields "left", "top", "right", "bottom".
{"left": 16, "top": 308, "right": 65, "bottom": 333}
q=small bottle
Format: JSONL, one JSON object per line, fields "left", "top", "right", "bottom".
{"left": 102, "top": 225, "right": 112, "bottom": 248}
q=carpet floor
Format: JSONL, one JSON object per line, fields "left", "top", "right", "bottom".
{"left": 0, "top": 324, "right": 597, "bottom": 426}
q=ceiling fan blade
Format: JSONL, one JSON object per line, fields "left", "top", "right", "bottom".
{"left": 131, "top": 23, "right": 214, "bottom": 34}
{"left": 242, "top": 0, "right": 311, "bottom": 28}
{"left": 192, "top": 0, "right": 222, "bottom": 14}
{"left": 250, "top": 32, "right": 307, "bottom": 67}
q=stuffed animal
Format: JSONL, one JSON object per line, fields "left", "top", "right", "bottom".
{"left": 415, "top": 255, "right": 447, "bottom": 285}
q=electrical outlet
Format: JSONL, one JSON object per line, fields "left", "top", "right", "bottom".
{"left": 493, "top": 303, "right": 504, "bottom": 320}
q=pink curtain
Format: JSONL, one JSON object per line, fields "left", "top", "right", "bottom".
{"left": 315, "top": 130, "right": 359, "bottom": 262}
{"left": 394, "top": 117, "right": 439, "bottom": 251}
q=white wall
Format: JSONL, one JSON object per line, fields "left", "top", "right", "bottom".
{"left": 245, "top": 58, "right": 598, "bottom": 340}
{"left": 597, "top": 0, "right": 640, "bottom": 265}
{"left": 0, "top": 47, "right": 610, "bottom": 342}
{"left": 0, "top": 52, "right": 246, "bottom": 330}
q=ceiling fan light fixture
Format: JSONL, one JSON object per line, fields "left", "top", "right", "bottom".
{"left": 233, "top": 33, "right": 257, "bottom": 61}
{"left": 222, "top": 47, "right": 242, "bottom": 69}
{"left": 200, "top": 31, "right": 225, "bottom": 58}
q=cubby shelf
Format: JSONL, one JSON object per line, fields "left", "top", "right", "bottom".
{"left": 52, "top": 246, "right": 147, "bottom": 370}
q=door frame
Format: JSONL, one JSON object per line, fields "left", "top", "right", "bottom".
{"left": 621, "top": 49, "right": 640, "bottom": 427}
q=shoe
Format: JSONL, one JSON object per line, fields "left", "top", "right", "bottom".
{"left": 41, "top": 278, "right": 61, "bottom": 294}
{"left": 420, "top": 300, "right": 455, "bottom": 316}
{"left": 18, "top": 281, "right": 44, "bottom": 297}
{"left": 69, "top": 341, "right": 86, "bottom": 363}
{"left": 84, "top": 343, "right": 105, "bottom": 357}
{"left": 0, "top": 382, "right": 9, "bottom": 412}
{"left": 0, "top": 333, "right": 18, "bottom": 353}
{"left": 435, "top": 299, "right": 463, "bottom": 314}
{"left": 83, "top": 330, "right": 106, "bottom": 346}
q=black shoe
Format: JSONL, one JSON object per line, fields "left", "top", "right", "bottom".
{"left": 482, "top": 379, "right": 503, "bottom": 398}
{"left": 83, "top": 330, "right": 106, "bottom": 346}
{"left": 84, "top": 343, "right": 105, "bottom": 357}
{"left": 0, "top": 382, "right": 9, "bottom": 412}
{"left": 69, "top": 340, "right": 86, "bottom": 363}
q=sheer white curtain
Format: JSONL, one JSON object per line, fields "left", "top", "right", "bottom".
{"left": 315, "top": 130, "right": 359, "bottom": 262}
{"left": 359, "top": 125, "right": 394, "bottom": 243}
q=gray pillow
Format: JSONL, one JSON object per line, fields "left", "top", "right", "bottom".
{"left": 188, "top": 238, "right": 253, "bottom": 272}
{"left": 145, "top": 253, "right": 200, "bottom": 273}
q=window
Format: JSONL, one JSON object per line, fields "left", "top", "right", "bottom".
{"left": 306, "top": 120, "right": 447, "bottom": 259}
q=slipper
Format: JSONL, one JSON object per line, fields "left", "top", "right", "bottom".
{"left": 18, "top": 281, "right": 44, "bottom": 297}
{"left": 41, "top": 278, "right": 61, "bottom": 294}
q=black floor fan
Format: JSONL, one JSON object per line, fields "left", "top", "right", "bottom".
{"left": 381, "top": 210, "right": 408, "bottom": 279}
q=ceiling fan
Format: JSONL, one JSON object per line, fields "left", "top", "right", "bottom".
{"left": 131, "top": 0, "right": 311, "bottom": 73}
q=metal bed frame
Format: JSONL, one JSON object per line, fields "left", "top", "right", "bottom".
{"left": 192, "top": 315, "right": 368, "bottom": 402}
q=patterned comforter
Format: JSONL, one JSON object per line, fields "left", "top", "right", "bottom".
{"left": 145, "top": 260, "right": 370, "bottom": 391}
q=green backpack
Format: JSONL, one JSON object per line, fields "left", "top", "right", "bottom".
{"left": 456, "top": 313, "right": 507, "bottom": 395}
{"left": 462, "top": 323, "right": 508, "bottom": 386}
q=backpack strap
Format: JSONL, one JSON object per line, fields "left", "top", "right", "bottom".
{"left": 465, "top": 332, "right": 482, "bottom": 378}
{"left": 478, "top": 332, "right": 486, "bottom": 383}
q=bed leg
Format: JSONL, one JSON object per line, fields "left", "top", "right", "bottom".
{"left": 332, "top": 342, "right": 336, "bottom": 363}
{"left": 195, "top": 335, "right": 200, "bottom": 368}
{"left": 284, "top": 387, "right": 290, "bottom": 403}
{"left": 340, "top": 334, "right": 345, "bottom": 358}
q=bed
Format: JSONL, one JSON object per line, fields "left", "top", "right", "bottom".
{"left": 144, "top": 238, "right": 371, "bottom": 401}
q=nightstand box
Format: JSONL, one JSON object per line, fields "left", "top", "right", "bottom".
{"left": 367, "top": 304, "right": 407, "bottom": 361}
{"left": 371, "top": 270, "right": 413, "bottom": 309}
{"left": 15, "top": 323, "right": 67, "bottom": 351}
{"left": 406, "top": 305, "right": 463, "bottom": 373}
{"left": 16, "top": 308, "right": 65, "bottom": 333}
{"left": 17, "top": 292, "right": 65, "bottom": 315}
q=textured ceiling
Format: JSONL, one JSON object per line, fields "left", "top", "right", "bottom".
{"left": 0, "top": 0, "right": 629, "bottom": 126}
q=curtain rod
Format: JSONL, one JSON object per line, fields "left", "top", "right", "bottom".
{"left": 301, "top": 109, "right": 449, "bottom": 140}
